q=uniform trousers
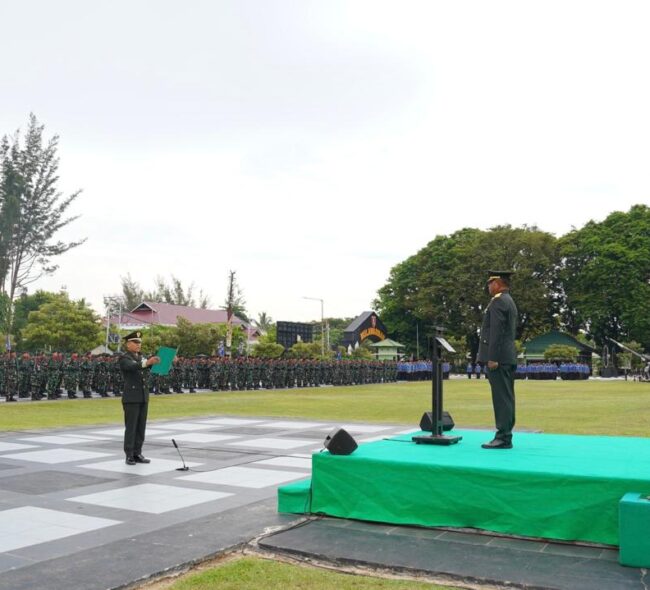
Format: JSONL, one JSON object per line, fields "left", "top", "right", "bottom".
{"left": 487, "top": 364, "right": 516, "bottom": 442}
{"left": 123, "top": 402, "right": 148, "bottom": 457}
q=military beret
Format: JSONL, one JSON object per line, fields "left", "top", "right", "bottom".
{"left": 123, "top": 330, "right": 143, "bottom": 342}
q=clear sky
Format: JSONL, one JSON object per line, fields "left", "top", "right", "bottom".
{"left": 1, "top": 1, "right": 648, "bottom": 322}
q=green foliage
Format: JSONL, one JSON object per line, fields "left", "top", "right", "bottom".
{"left": 135, "top": 325, "right": 178, "bottom": 356}
{"left": 375, "top": 225, "right": 559, "bottom": 360}
{"left": 0, "top": 114, "right": 84, "bottom": 306}
{"left": 120, "top": 273, "right": 144, "bottom": 310}
{"left": 0, "top": 291, "right": 10, "bottom": 334}
{"left": 20, "top": 293, "right": 101, "bottom": 352}
{"left": 288, "top": 341, "right": 322, "bottom": 359}
{"left": 350, "top": 345, "right": 374, "bottom": 360}
{"left": 251, "top": 342, "right": 284, "bottom": 358}
{"left": 258, "top": 324, "right": 277, "bottom": 343}
{"left": 558, "top": 205, "right": 650, "bottom": 349}
{"left": 121, "top": 274, "right": 211, "bottom": 310}
{"left": 254, "top": 311, "right": 273, "bottom": 332}
{"left": 12, "top": 290, "right": 60, "bottom": 346}
{"left": 620, "top": 341, "right": 645, "bottom": 369}
{"left": 135, "top": 319, "right": 247, "bottom": 357}
{"left": 543, "top": 344, "right": 578, "bottom": 362}
{"left": 223, "top": 270, "right": 248, "bottom": 322}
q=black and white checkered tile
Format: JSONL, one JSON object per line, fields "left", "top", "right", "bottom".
{"left": 0, "top": 417, "right": 408, "bottom": 571}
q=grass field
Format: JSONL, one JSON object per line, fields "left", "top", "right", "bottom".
{"left": 150, "top": 556, "right": 457, "bottom": 590}
{"left": 2, "top": 378, "right": 649, "bottom": 436}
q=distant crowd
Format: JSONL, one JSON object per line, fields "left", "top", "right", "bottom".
{"left": 396, "top": 361, "right": 592, "bottom": 381}
{"left": 0, "top": 353, "right": 399, "bottom": 401}
{"left": 0, "top": 353, "right": 596, "bottom": 403}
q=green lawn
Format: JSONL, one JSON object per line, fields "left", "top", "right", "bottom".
{"left": 163, "top": 556, "right": 457, "bottom": 590}
{"left": 2, "top": 378, "right": 649, "bottom": 436}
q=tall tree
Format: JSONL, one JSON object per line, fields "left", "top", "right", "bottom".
{"left": 254, "top": 311, "right": 273, "bottom": 332}
{"left": 223, "top": 270, "right": 249, "bottom": 355}
{"left": 558, "top": 204, "right": 650, "bottom": 349}
{"left": 11, "top": 289, "right": 60, "bottom": 347}
{"left": 222, "top": 270, "right": 248, "bottom": 322}
{"left": 375, "top": 225, "right": 559, "bottom": 360}
{"left": 120, "top": 273, "right": 144, "bottom": 311}
{"left": 0, "top": 114, "right": 84, "bottom": 325}
{"left": 20, "top": 292, "right": 101, "bottom": 352}
{"left": 140, "top": 274, "right": 211, "bottom": 309}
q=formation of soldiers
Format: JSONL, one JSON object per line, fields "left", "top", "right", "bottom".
{"left": 0, "top": 352, "right": 124, "bottom": 401}
{"left": 0, "top": 353, "right": 399, "bottom": 401}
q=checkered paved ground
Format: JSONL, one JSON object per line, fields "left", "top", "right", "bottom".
{"left": 0, "top": 415, "right": 408, "bottom": 581}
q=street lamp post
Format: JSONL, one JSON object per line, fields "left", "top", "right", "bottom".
{"left": 303, "top": 296, "right": 325, "bottom": 357}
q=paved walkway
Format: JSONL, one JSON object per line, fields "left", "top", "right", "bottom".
{"left": 0, "top": 415, "right": 408, "bottom": 589}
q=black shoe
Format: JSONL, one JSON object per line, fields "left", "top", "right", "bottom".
{"left": 134, "top": 454, "right": 151, "bottom": 464}
{"left": 481, "top": 438, "right": 513, "bottom": 449}
{"left": 125, "top": 456, "right": 136, "bottom": 465}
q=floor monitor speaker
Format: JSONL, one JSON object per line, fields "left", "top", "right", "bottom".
{"left": 419, "top": 411, "right": 455, "bottom": 432}
{"left": 324, "top": 427, "right": 358, "bottom": 455}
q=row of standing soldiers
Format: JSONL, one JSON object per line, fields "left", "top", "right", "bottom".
{"left": 1, "top": 353, "right": 399, "bottom": 401}
{"left": 0, "top": 352, "right": 124, "bottom": 401}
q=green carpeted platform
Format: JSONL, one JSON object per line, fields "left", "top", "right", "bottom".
{"left": 279, "top": 430, "right": 650, "bottom": 545}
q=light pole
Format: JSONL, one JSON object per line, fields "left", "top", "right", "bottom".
{"left": 303, "top": 296, "right": 325, "bottom": 356}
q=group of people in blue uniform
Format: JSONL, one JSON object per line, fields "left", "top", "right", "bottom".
{"left": 515, "top": 363, "right": 590, "bottom": 380}
{"left": 396, "top": 360, "right": 451, "bottom": 380}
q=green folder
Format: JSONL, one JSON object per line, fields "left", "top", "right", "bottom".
{"left": 150, "top": 347, "right": 177, "bottom": 376}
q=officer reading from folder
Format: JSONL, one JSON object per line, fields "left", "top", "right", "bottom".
{"left": 120, "top": 331, "right": 160, "bottom": 465}
{"left": 477, "top": 270, "right": 518, "bottom": 449}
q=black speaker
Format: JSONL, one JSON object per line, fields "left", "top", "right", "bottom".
{"left": 324, "top": 427, "right": 358, "bottom": 455}
{"left": 419, "top": 411, "right": 455, "bottom": 432}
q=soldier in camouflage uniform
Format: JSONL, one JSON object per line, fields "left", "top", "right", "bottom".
{"left": 6, "top": 352, "right": 19, "bottom": 402}
{"left": 63, "top": 353, "right": 79, "bottom": 399}
{"left": 18, "top": 352, "right": 33, "bottom": 398}
{"left": 0, "top": 353, "right": 5, "bottom": 400}
{"left": 79, "top": 353, "right": 94, "bottom": 398}
{"left": 184, "top": 358, "right": 197, "bottom": 392}
{"left": 111, "top": 356, "right": 123, "bottom": 397}
{"left": 170, "top": 357, "right": 183, "bottom": 393}
{"left": 94, "top": 355, "right": 110, "bottom": 397}
{"left": 4, "top": 352, "right": 18, "bottom": 402}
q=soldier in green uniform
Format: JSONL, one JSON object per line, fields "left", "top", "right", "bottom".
{"left": 18, "top": 352, "right": 33, "bottom": 398}
{"left": 477, "top": 270, "right": 518, "bottom": 449}
{"left": 120, "top": 330, "right": 160, "bottom": 465}
{"left": 4, "top": 352, "right": 18, "bottom": 402}
{"left": 79, "top": 353, "right": 94, "bottom": 398}
{"left": 170, "top": 357, "right": 184, "bottom": 393}
{"left": 111, "top": 356, "right": 123, "bottom": 397}
{"left": 63, "top": 353, "right": 80, "bottom": 399}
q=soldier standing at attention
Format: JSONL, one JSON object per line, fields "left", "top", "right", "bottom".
{"left": 477, "top": 270, "right": 518, "bottom": 450}
{"left": 119, "top": 331, "right": 160, "bottom": 465}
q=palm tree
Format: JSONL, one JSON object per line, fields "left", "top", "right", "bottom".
{"left": 255, "top": 311, "right": 273, "bottom": 333}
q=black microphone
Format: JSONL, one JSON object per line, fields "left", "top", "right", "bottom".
{"left": 172, "top": 438, "right": 189, "bottom": 471}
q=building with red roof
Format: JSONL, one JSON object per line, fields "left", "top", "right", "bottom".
{"left": 104, "top": 301, "right": 249, "bottom": 330}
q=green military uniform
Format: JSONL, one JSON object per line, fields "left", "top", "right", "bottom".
{"left": 477, "top": 270, "right": 518, "bottom": 448}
